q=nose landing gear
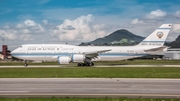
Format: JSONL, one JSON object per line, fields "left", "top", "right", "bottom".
{"left": 24, "top": 60, "right": 28, "bottom": 67}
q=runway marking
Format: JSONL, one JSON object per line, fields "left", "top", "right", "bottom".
{"left": 96, "top": 65, "right": 180, "bottom": 67}
{"left": 0, "top": 93, "right": 180, "bottom": 97}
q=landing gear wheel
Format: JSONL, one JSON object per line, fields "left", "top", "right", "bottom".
{"left": 24, "top": 63, "right": 28, "bottom": 67}
{"left": 88, "top": 62, "right": 94, "bottom": 66}
{"left": 77, "top": 63, "right": 82, "bottom": 66}
{"left": 24, "top": 60, "right": 28, "bottom": 67}
{"left": 77, "top": 62, "right": 95, "bottom": 67}
{"left": 77, "top": 63, "right": 85, "bottom": 66}
{"left": 91, "top": 62, "right": 94, "bottom": 66}
{"left": 86, "top": 63, "right": 90, "bottom": 66}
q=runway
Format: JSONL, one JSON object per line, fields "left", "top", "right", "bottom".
{"left": 0, "top": 78, "right": 180, "bottom": 98}
{"left": 1, "top": 65, "right": 180, "bottom": 68}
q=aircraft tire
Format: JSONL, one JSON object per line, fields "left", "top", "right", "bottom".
{"left": 88, "top": 62, "right": 94, "bottom": 66}
{"left": 91, "top": 62, "right": 94, "bottom": 66}
{"left": 24, "top": 63, "right": 28, "bottom": 67}
{"left": 77, "top": 62, "right": 94, "bottom": 67}
{"left": 77, "top": 63, "right": 82, "bottom": 66}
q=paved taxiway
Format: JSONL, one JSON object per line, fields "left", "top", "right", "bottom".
{"left": 1, "top": 65, "right": 180, "bottom": 68}
{"left": 0, "top": 78, "right": 180, "bottom": 98}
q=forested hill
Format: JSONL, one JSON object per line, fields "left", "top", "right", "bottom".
{"left": 80, "top": 29, "right": 144, "bottom": 46}
{"left": 169, "top": 35, "right": 180, "bottom": 48}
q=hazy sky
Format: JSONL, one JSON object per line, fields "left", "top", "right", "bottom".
{"left": 0, "top": 0, "right": 180, "bottom": 50}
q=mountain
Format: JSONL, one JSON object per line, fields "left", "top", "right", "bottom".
{"left": 84, "top": 29, "right": 144, "bottom": 45}
{"left": 170, "top": 35, "right": 180, "bottom": 48}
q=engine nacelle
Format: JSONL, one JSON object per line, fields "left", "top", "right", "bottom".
{"left": 58, "top": 56, "right": 71, "bottom": 64}
{"left": 71, "top": 54, "right": 85, "bottom": 63}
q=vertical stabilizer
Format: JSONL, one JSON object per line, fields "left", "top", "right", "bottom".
{"left": 138, "top": 24, "right": 172, "bottom": 47}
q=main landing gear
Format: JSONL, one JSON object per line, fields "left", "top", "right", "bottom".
{"left": 77, "top": 62, "right": 94, "bottom": 66}
{"left": 24, "top": 60, "right": 28, "bottom": 67}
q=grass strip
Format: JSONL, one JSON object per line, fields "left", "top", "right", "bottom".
{"left": 0, "top": 97, "right": 180, "bottom": 101}
{"left": 0, "top": 67, "right": 179, "bottom": 78}
{"left": 1, "top": 60, "right": 180, "bottom": 66}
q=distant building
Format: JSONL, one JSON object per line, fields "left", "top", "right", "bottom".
{"left": 0, "top": 45, "right": 12, "bottom": 60}
{"left": 163, "top": 48, "right": 180, "bottom": 60}
{"left": 0, "top": 52, "right": 4, "bottom": 60}
{"left": 2, "top": 45, "right": 7, "bottom": 59}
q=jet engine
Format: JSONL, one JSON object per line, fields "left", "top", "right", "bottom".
{"left": 58, "top": 56, "right": 71, "bottom": 64}
{"left": 71, "top": 54, "right": 85, "bottom": 63}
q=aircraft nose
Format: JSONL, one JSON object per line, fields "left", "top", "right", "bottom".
{"left": 11, "top": 50, "right": 16, "bottom": 55}
{"left": 11, "top": 49, "right": 18, "bottom": 55}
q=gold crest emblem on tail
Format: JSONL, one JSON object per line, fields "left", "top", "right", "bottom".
{"left": 156, "top": 32, "right": 164, "bottom": 38}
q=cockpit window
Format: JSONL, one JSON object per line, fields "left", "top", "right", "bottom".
{"left": 19, "top": 46, "right": 22, "bottom": 48}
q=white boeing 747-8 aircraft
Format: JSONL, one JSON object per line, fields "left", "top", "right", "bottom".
{"left": 11, "top": 24, "right": 172, "bottom": 66}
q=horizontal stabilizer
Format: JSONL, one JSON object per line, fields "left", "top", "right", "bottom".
{"left": 144, "top": 46, "right": 167, "bottom": 54}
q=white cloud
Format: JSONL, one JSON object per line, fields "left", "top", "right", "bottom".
{"left": 0, "top": 29, "right": 17, "bottom": 40}
{"left": 145, "top": 9, "right": 167, "bottom": 19}
{"left": 175, "top": 11, "right": 180, "bottom": 18}
{"left": 172, "top": 24, "right": 180, "bottom": 33}
{"left": 50, "top": 14, "right": 106, "bottom": 42}
{"left": 24, "top": 20, "right": 37, "bottom": 26}
{"left": 4, "top": 25, "right": 10, "bottom": 29}
{"left": 131, "top": 18, "right": 144, "bottom": 25}
{"left": 165, "top": 24, "right": 180, "bottom": 41}
{"left": 0, "top": 19, "right": 45, "bottom": 41}
{"left": 19, "top": 29, "right": 31, "bottom": 34}
{"left": 42, "top": 20, "right": 48, "bottom": 25}
{"left": 20, "top": 34, "right": 32, "bottom": 41}
{"left": 16, "top": 24, "right": 24, "bottom": 29}
{"left": 16, "top": 19, "right": 45, "bottom": 33}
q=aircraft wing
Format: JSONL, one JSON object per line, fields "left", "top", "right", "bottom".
{"left": 84, "top": 49, "right": 111, "bottom": 58}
